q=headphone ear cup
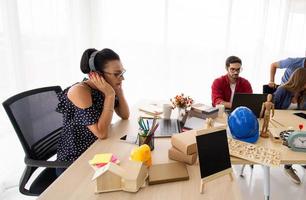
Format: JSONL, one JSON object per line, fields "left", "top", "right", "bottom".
{"left": 89, "top": 51, "right": 99, "bottom": 71}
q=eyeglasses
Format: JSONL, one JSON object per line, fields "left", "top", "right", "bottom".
{"left": 229, "top": 67, "right": 242, "bottom": 73}
{"left": 101, "top": 69, "right": 126, "bottom": 78}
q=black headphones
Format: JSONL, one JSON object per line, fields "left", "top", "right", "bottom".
{"left": 89, "top": 51, "right": 99, "bottom": 72}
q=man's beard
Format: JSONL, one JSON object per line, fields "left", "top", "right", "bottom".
{"left": 230, "top": 74, "right": 239, "bottom": 79}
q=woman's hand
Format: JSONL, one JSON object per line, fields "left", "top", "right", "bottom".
{"left": 114, "top": 83, "right": 124, "bottom": 96}
{"left": 89, "top": 72, "right": 115, "bottom": 97}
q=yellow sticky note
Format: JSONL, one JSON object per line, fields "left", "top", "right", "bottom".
{"left": 89, "top": 153, "right": 112, "bottom": 165}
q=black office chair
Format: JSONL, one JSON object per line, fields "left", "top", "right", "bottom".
{"left": 2, "top": 86, "right": 71, "bottom": 196}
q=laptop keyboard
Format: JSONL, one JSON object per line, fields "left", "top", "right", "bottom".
{"left": 147, "top": 119, "right": 180, "bottom": 137}
{"left": 158, "top": 119, "right": 179, "bottom": 135}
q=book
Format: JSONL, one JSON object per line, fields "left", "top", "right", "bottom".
{"left": 148, "top": 162, "right": 189, "bottom": 185}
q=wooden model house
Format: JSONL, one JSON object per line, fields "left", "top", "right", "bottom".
{"left": 92, "top": 161, "right": 148, "bottom": 193}
{"left": 92, "top": 162, "right": 124, "bottom": 193}
{"left": 122, "top": 160, "right": 148, "bottom": 192}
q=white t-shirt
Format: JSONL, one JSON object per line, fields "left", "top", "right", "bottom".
{"left": 230, "top": 83, "right": 236, "bottom": 103}
{"left": 288, "top": 103, "right": 298, "bottom": 110}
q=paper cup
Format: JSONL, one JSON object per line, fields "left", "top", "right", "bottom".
{"left": 163, "top": 104, "right": 172, "bottom": 119}
{"left": 216, "top": 104, "right": 225, "bottom": 117}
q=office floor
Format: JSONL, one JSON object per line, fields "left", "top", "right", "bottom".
{"left": 1, "top": 134, "right": 306, "bottom": 200}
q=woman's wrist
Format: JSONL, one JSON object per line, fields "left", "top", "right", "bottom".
{"left": 103, "top": 108, "right": 114, "bottom": 112}
{"left": 105, "top": 93, "right": 115, "bottom": 99}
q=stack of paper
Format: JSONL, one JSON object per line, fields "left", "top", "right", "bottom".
{"left": 89, "top": 153, "right": 120, "bottom": 169}
{"left": 191, "top": 103, "right": 218, "bottom": 114}
{"left": 190, "top": 103, "right": 218, "bottom": 119}
{"left": 138, "top": 104, "right": 163, "bottom": 117}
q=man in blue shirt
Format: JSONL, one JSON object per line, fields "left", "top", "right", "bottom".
{"left": 268, "top": 57, "right": 306, "bottom": 88}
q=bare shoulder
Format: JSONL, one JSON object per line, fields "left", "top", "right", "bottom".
{"left": 67, "top": 83, "right": 92, "bottom": 109}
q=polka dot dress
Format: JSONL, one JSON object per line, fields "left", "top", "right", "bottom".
{"left": 56, "top": 82, "right": 118, "bottom": 162}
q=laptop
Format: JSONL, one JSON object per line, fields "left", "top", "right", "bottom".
{"left": 148, "top": 118, "right": 184, "bottom": 138}
{"left": 230, "top": 93, "right": 268, "bottom": 118}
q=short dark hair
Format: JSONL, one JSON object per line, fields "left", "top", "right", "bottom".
{"left": 80, "top": 48, "right": 120, "bottom": 74}
{"left": 225, "top": 56, "right": 242, "bottom": 69}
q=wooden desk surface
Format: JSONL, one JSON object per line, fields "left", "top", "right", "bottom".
{"left": 231, "top": 110, "right": 306, "bottom": 165}
{"left": 38, "top": 109, "right": 305, "bottom": 200}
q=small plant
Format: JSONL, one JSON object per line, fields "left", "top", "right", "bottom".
{"left": 170, "top": 93, "right": 193, "bottom": 109}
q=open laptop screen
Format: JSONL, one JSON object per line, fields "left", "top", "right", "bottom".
{"left": 231, "top": 93, "right": 267, "bottom": 118}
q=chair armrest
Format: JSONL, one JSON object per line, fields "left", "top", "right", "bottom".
{"left": 25, "top": 157, "right": 72, "bottom": 168}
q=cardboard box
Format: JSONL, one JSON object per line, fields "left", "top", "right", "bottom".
{"left": 171, "top": 130, "right": 197, "bottom": 155}
{"left": 168, "top": 147, "right": 197, "bottom": 165}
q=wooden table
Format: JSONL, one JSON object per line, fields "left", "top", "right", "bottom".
{"left": 230, "top": 110, "right": 306, "bottom": 200}
{"left": 38, "top": 109, "right": 306, "bottom": 200}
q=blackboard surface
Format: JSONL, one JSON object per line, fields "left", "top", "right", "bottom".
{"left": 196, "top": 129, "right": 231, "bottom": 179}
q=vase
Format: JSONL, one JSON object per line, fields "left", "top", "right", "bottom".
{"left": 177, "top": 107, "right": 186, "bottom": 121}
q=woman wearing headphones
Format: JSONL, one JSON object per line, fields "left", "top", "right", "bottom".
{"left": 56, "top": 48, "right": 129, "bottom": 175}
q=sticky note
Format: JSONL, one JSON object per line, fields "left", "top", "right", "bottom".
{"left": 89, "top": 153, "right": 112, "bottom": 165}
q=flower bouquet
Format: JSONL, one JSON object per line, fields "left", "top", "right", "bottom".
{"left": 170, "top": 93, "right": 194, "bottom": 120}
{"left": 170, "top": 93, "right": 194, "bottom": 109}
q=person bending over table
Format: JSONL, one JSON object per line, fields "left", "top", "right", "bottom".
{"left": 274, "top": 68, "right": 306, "bottom": 184}
{"left": 268, "top": 56, "right": 306, "bottom": 88}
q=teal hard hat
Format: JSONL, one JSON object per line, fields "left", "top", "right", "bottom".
{"left": 228, "top": 106, "right": 259, "bottom": 143}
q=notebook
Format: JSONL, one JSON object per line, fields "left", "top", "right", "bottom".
{"left": 148, "top": 162, "right": 189, "bottom": 185}
{"left": 231, "top": 93, "right": 267, "bottom": 118}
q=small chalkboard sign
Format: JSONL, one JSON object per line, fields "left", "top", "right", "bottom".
{"left": 196, "top": 126, "right": 233, "bottom": 193}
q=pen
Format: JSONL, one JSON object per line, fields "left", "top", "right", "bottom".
{"left": 149, "top": 123, "right": 159, "bottom": 136}
{"left": 146, "top": 120, "right": 150, "bottom": 132}
{"left": 140, "top": 118, "right": 147, "bottom": 131}
{"left": 144, "top": 123, "right": 159, "bottom": 144}
{"left": 138, "top": 119, "right": 145, "bottom": 131}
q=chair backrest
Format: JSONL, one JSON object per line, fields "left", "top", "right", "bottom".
{"left": 262, "top": 84, "right": 279, "bottom": 94}
{"left": 2, "top": 86, "right": 63, "bottom": 160}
